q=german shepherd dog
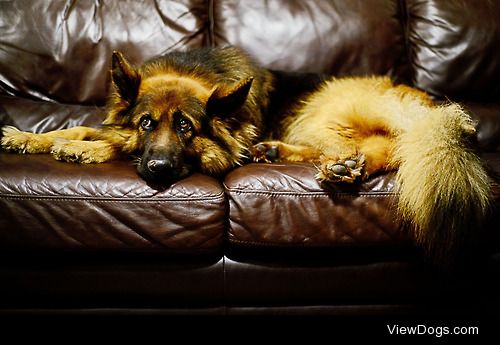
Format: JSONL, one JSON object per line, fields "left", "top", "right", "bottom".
{"left": 1, "top": 47, "right": 492, "bottom": 264}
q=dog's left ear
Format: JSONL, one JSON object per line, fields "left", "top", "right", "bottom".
{"left": 207, "top": 77, "right": 253, "bottom": 117}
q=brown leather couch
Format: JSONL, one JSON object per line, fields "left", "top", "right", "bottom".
{"left": 0, "top": 0, "right": 499, "bottom": 325}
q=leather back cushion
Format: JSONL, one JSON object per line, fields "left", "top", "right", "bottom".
{"left": 0, "top": 0, "right": 499, "bottom": 104}
{"left": 212, "top": 0, "right": 407, "bottom": 78}
{"left": 0, "top": 0, "right": 208, "bottom": 105}
{"left": 407, "top": 0, "right": 500, "bottom": 100}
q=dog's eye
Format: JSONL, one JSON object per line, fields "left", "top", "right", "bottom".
{"left": 177, "top": 117, "right": 192, "bottom": 134}
{"left": 140, "top": 115, "right": 156, "bottom": 131}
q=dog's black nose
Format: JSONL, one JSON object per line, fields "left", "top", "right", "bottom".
{"left": 147, "top": 159, "right": 171, "bottom": 172}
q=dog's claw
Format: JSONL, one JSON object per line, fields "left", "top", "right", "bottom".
{"left": 252, "top": 142, "right": 280, "bottom": 163}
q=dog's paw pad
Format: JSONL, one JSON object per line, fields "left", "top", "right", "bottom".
{"left": 344, "top": 160, "right": 357, "bottom": 169}
{"left": 252, "top": 142, "right": 280, "bottom": 163}
{"left": 331, "top": 164, "right": 348, "bottom": 175}
{"left": 316, "top": 155, "right": 366, "bottom": 183}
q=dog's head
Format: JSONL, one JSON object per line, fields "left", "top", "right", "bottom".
{"left": 105, "top": 51, "right": 256, "bottom": 184}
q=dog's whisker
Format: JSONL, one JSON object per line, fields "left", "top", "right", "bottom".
{"left": 131, "top": 156, "right": 142, "bottom": 166}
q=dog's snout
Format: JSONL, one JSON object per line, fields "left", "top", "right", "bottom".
{"left": 139, "top": 147, "right": 191, "bottom": 183}
{"left": 147, "top": 159, "right": 171, "bottom": 172}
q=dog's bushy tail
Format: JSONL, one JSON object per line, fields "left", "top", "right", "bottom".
{"left": 394, "top": 103, "right": 492, "bottom": 266}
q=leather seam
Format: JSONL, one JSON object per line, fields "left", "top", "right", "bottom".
{"left": 225, "top": 190, "right": 397, "bottom": 197}
{"left": 0, "top": 194, "right": 226, "bottom": 203}
{"left": 227, "top": 238, "right": 407, "bottom": 248}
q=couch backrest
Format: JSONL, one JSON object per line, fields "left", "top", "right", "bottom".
{"left": 406, "top": 0, "right": 500, "bottom": 101}
{"left": 211, "top": 0, "right": 407, "bottom": 78}
{"left": 0, "top": 0, "right": 209, "bottom": 105}
{"left": 0, "top": 0, "right": 499, "bottom": 106}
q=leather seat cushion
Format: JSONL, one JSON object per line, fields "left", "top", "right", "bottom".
{"left": 0, "top": 154, "right": 226, "bottom": 254}
{"left": 225, "top": 163, "right": 411, "bottom": 249}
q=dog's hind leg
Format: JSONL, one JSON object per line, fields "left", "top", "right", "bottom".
{"left": 316, "top": 134, "right": 394, "bottom": 183}
{"left": 1, "top": 126, "right": 100, "bottom": 154}
{"left": 316, "top": 153, "right": 365, "bottom": 183}
{"left": 253, "top": 136, "right": 393, "bottom": 184}
{"left": 252, "top": 141, "right": 322, "bottom": 164}
{"left": 251, "top": 140, "right": 365, "bottom": 183}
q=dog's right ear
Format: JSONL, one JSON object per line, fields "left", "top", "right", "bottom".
{"left": 111, "top": 51, "right": 141, "bottom": 104}
{"left": 207, "top": 77, "right": 254, "bottom": 118}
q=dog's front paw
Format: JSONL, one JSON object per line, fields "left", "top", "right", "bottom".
{"left": 316, "top": 154, "right": 366, "bottom": 183}
{"left": 1, "top": 126, "right": 53, "bottom": 153}
{"left": 51, "top": 139, "right": 114, "bottom": 164}
{"left": 51, "top": 139, "right": 95, "bottom": 163}
{"left": 251, "top": 141, "right": 281, "bottom": 163}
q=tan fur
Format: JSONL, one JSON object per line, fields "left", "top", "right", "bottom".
{"left": 254, "top": 76, "right": 492, "bottom": 264}
{"left": 138, "top": 74, "right": 212, "bottom": 101}
{"left": 1, "top": 49, "right": 491, "bottom": 265}
{"left": 1, "top": 47, "right": 273, "bottom": 181}
{"left": 1, "top": 125, "right": 101, "bottom": 156}
{"left": 394, "top": 103, "right": 491, "bottom": 261}
{"left": 52, "top": 139, "right": 118, "bottom": 163}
